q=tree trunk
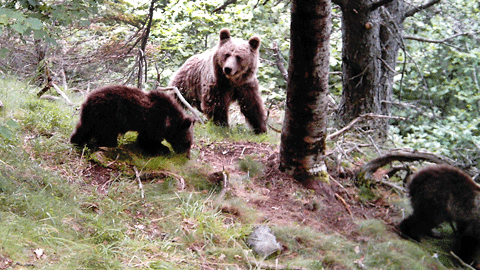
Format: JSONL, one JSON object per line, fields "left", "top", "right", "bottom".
{"left": 334, "top": 0, "right": 439, "bottom": 136}
{"left": 336, "top": 0, "right": 386, "bottom": 132}
{"left": 279, "top": 0, "right": 331, "bottom": 187}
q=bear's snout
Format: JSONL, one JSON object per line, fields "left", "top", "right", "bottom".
{"left": 224, "top": 67, "right": 233, "bottom": 75}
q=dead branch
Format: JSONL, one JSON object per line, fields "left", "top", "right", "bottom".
{"left": 37, "top": 65, "right": 53, "bottom": 98}
{"left": 335, "top": 193, "right": 353, "bottom": 216}
{"left": 356, "top": 149, "right": 456, "bottom": 184}
{"left": 60, "top": 67, "right": 68, "bottom": 92}
{"left": 133, "top": 166, "right": 145, "bottom": 199}
{"left": 327, "top": 113, "right": 405, "bottom": 141}
{"left": 254, "top": 262, "right": 307, "bottom": 270}
{"left": 36, "top": 65, "right": 73, "bottom": 105}
{"left": 39, "top": 95, "right": 60, "bottom": 101}
{"left": 378, "top": 177, "right": 406, "bottom": 193}
{"left": 403, "top": 0, "right": 440, "bottom": 19}
{"left": 272, "top": 41, "right": 288, "bottom": 82}
{"left": 450, "top": 251, "right": 477, "bottom": 270}
{"left": 217, "top": 171, "right": 229, "bottom": 200}
{"left": 51, "top": 82, "right": 73, "bottom": 106}
{"left": 212, "top": 0, "right": 237, "bottom": 13}
{"left": 369, "top": 0, "right": 395, "bottom": 12}
{"left": 156, "top": 86, "right": 205, "bottom": 124}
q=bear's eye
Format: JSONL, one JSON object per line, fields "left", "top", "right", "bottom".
{"left": 236, "top": 56, "right": 242, "bottom": 62}
{"left": 224, "top": 53, "right": 231, "bottom": 60}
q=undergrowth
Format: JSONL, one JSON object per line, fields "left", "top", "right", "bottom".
{"left": 0, "top": 76, "right": 466, "bottom": 269}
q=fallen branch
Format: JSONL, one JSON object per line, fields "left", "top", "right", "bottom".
{"left": 327, "top": 113, "right": 405, "bottom": 140}
{"left": 156, "top": 86, "right": 205, "bottom": 124}
{"left": 378, "top": 177, "right": 406, "bottom": 193}
{"left": 335, "top": 193, "right": 353, "bottom": 216}
{"left": 356, "top": 149, "right": 457, "bottom": 185}
{"left": 254, "top": 261, "right": 307, "bottom": 270}
{"left": 51, "top": 82, "right": 73, "bottom": 106}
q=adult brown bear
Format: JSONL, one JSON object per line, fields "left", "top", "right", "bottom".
{"left": 169, "top": 28, "right": 267, "bottom": 134}
{"left": 70, "top": 85, "right": 195, "bottom": 156}
{"left": 398, "top": 164, "right": 480, "bottom": 269}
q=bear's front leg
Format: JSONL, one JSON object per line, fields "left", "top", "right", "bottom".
{"left": 202, "top": 88, "right": 230, "bottom": 127}
{"left": 236, "top": 84, "right": 267, "bottom": 134}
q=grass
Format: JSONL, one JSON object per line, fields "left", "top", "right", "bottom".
{"left": 0, "top": 75, "right": 469, "bottom": 269}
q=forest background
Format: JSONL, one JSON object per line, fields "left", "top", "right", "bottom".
{"left": 0, "top": 0, "right": 479, "bottom": 269}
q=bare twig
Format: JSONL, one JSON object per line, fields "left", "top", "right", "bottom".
{"left": 156, "top": 86, "right": 205, "bottom": 124}
{"left": 450, "top": 251, "right": 477, "bottom": 270}
{"left": 51, "top": 82, "right": 73, "bottom": 106}
{"left": 327, "top": 113, "right": 405, "bottom": 140}
{"left": 404, "top": 0, "right": 440, "bottom": 19}
{"left": 217, "top": 171, "right": 229, "bottom": 200}
{"left": 404, "top": 31, "right": 478, "bottom": 51}
{"left": 133, "top": 166, "right": 145, "bottom": 199}
{"left": 335, "top": 193, "right": 353, "bottom": 216}
{"left": 212, "top": 0, "right": 237, "bottom": 13}
{"left": 254, "top": 261, "right": 307, "bottom": 270}
{"left": 378, "top": 177, "right": 406, "bottom": 193}
{"left": 60, "top": 67, "right": 68, "bottom": 92}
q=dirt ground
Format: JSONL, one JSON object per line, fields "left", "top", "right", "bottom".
{"left": 82, "top": 139, "right": 403, "bottom": 241}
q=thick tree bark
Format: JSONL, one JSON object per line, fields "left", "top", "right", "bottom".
{"left": 279, "top": 0, "right": 331, "bottom": 186}
{"left": 336, "top": 0, "right": 386, "bottom": 131}
{"left": 334, "top": 0, "right": 440, "bottom": 135}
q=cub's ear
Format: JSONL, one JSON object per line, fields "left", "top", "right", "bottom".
{"left": 249, "top": 36, "right": 261, "bottom": 50}
{"left": 219, "top": 28, "right": 231, "bottom": 42}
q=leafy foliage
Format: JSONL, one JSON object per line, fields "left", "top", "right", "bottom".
{"left": 391, "top": 0, "right": 480, "bottom": 164}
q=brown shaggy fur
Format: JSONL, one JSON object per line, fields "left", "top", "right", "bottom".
{"left": 398, "top": 164, "right": 480, "bottom": 268}
{"left": 169, "top": 28, "right": 266, "bottom": 134}
{"left": 70, "top": 85, "right": 195, "bottom": 156}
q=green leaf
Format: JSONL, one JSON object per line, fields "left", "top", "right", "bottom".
{"left": 6, "top": 119, "right": 20, "bottom": 129}
{"left": 25, "top": 17, "right": 43, "bottom": 30}
{"left": 11, "top": 22, "right": 28, "bottom": 34}
{"left": 0, "top": 125, "right": 13, "bottom": 140}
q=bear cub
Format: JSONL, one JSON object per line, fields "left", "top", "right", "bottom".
{"left": 70, "top": 85, "right": 195, "bottom": 156}
{"left": 398, "top": 164, "right": 480, "bottom": 269}
{"left": 169, "top": 28, "right": 267, "bottom": 134}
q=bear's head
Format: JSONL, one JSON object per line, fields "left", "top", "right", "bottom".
{"left": 213, "top": 28, "right": 261, "bottom": 85}
{"left": 165, "top": 116, "right": 195, "bottom": 157}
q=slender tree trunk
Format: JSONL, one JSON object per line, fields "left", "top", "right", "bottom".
{"left": 378, "top": 1, "right": 404, "bottom": 122}
{"left": 279, "top": 0, "right": 331, "bottom": 187}
{"left": 137, "top": 0, "right": 157, "bottom": 89}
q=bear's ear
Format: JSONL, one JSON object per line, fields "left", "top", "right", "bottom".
{"left": 249, "top": 36, "right": 261, "bottom": 50}
{"left": 219, "top": 28, "right": 231, "bottom": 42}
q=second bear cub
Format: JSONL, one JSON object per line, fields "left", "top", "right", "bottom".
{"left": 398, "top": 164, "right": 480, "bottom": 269}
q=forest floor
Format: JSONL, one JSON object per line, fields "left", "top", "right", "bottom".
{"left": 84, "top": 137, "right": 403, "bottom": 250}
